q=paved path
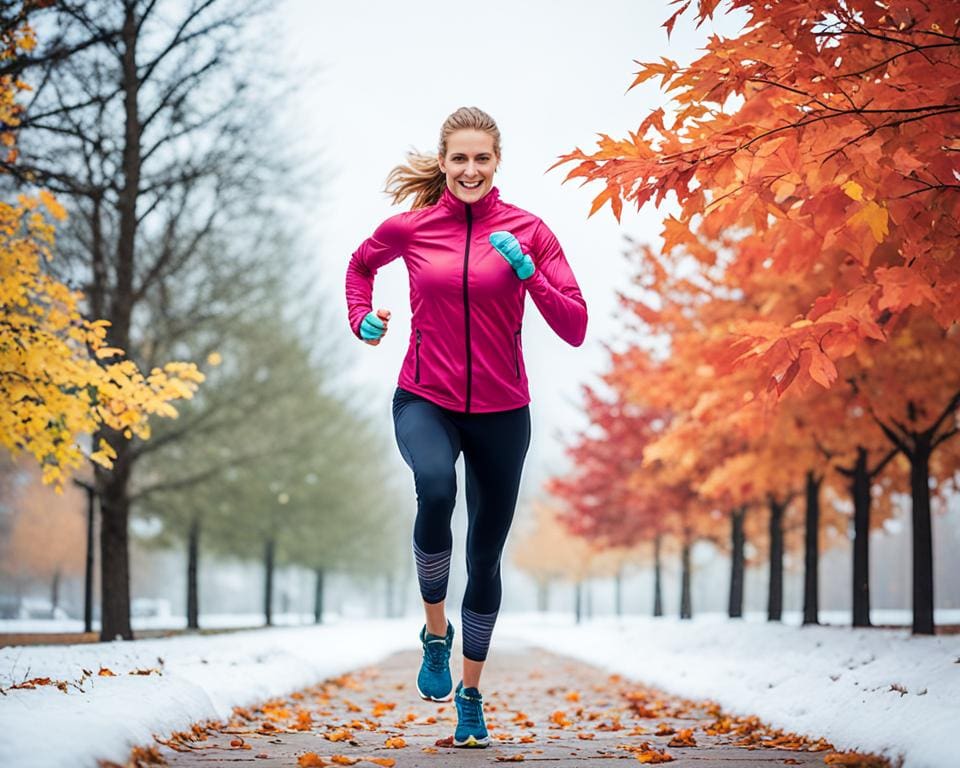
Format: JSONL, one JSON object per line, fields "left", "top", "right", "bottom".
{"left": 152, "top": 646, "right": 885, "bottom": 767}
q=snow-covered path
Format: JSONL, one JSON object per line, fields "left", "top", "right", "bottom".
{"left": 1, "top": 613, "right": 956, "bottom": 767}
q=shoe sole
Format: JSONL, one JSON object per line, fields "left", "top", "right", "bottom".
{"left": 416, "top": 683, "right": 453, "bottom": 702}
{"left": 453, "top": 735, "right": 490, "bottom": 748}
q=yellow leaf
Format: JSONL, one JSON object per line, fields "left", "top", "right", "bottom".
{"left": 841, "top": 180, "right": 863, "bottom": 201}
{"left": 39, "top": 190, "right": 67, "bottom": 221}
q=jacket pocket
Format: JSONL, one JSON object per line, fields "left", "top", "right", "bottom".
{"left": 415, "top": 329, "right": 422, "bottom": 384}
{"left": 513, "top": 327, "right": 521, "bottom": 379}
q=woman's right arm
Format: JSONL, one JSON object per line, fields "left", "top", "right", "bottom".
{"left": 345, "top": 214, "right": 410, "bottom": 339}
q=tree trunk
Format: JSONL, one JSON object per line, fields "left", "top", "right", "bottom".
{"left": 851, "top": 447, "right": 872, "bottom": 627}
{"left": 314, "top": 568, "right": 324, "bottom": 624}
{"left": 767, "top": 496, "right": 785, "bottom": 622}
{"left": 84, "top": 484, "right": 96, "bottom": 634}
{"left": 94, "top": 4, "right": 142, "bottom": 645}
{"left": 574, "top": 581, "right": 582, "bottom": 624}
{"left": 385, "top": 573, "right": 394, "bottom": 618}
{"left": 803, "top": 471, "right": 822, "bottom": 626}
{"left": 536, "top": 580, "right": 548, "bottom": 612}
{"left": 653, "top": 534, "right": 663, "bottom": 617}
{"left": 263, "top": 537, "right": 275, "bottom": 627}
{"left": 614, "top": 568, "right": 623, "bottom": 618}
{"left": 679, "top": 537, "right": 692, "bottom": 620}
{"left": 50, "top": 568, "right": 61, "bottom": 613}
{"left": 585, "top": 580, "right": 593, "bottom": 619}
{"left": 910, "top": 436, "right": 934, "bottom": 635}
{"left": 728, "top": 506, "right": 745, "bottom": 618}
{"left": 97, "top": 451, "right": 133, "bottom": 641}
{"left": 186, "top": 516, "right": 200, "bottom": 630}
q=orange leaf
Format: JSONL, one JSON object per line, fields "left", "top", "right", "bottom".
{"left": 384, "top": 736, "right": 407, "bottom": 749}
{"left": 807, "top": 348, "right": 838, "bottom": 389}
{"left": 297, "top": 754, "right": 329, "bottom": 767}
{"left": 331, "top": 757, "right": 359, "bottom": 766}
{"left": 98, "top": 667, "right": 116, "bottom": 677}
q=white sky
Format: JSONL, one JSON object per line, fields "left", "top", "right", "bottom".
{"left": 278, "top": 0, "right": 748, "bottom": 497}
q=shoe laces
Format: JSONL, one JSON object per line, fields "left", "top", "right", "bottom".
{"left": 457, "top": 687, "right": 485, "bottom": 729}
{"left": 423, "top": 639, "right": 450, "bottom": 672}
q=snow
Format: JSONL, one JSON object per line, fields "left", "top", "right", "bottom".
{"left": 496, "top": 612, "right": 960, "bottom": 768}
{"left": 0, "top": 617, "right": 421, "bottom": 768}
{"left": 1, "top": 612, "right": 957, "bottom": 768}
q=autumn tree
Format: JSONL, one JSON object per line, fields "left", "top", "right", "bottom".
{"left": 1, "top": 3, "right": 202, "bottom": 490}
{"left": 7, "top": 0, "right": 314, "bottom": 640}
{"left": 557, "top": 0, "right": 959, "bottom": 634}
{"left": 1, "top": 459, "right": 86, "bottom": 611}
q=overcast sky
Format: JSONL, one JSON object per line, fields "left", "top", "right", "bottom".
{"left": 277, "top": 0, "right": 748, "bottom": 501}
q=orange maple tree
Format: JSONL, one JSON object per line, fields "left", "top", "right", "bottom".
{"left": 556, "top": 0, "right": 957, "bottom": 634}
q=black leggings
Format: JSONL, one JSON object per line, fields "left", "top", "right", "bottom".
{"left": 392, "top": 387, "right": 531, "bottom": 661}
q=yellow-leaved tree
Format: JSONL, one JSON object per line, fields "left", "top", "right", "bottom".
{"left": 1, "top": 5, "right": 203, "bottom": 488}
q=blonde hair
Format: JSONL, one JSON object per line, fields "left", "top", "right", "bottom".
{"left": 384, "top": 106, "right": 502, "bottom": 209}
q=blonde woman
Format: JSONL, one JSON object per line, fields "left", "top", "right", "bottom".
{"left": 345, "top": 106, "right": 587, "bottom": 747}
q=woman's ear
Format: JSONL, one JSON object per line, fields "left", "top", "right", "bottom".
{"left": 437, "top": 154, "right": 446, "bottom": 173}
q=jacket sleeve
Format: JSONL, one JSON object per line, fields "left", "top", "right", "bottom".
{"left": 524, "top": 220, "right": 588, "bottom": 346}
{"left": 345, "top": 213, "right": 409, "bottom": 338}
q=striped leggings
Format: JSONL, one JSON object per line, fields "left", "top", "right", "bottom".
{"left": 392, "top": 387, "right": 531, "bottom": 662}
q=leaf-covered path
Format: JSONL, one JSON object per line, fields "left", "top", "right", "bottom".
{"left": 142, "top": 647, "right": 888, "bottom": 767}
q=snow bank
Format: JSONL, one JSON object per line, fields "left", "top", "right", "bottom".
{"left": 0, "top": 617, "right": 421, "bottom": 768}
{"left": 497, "top": 612, "right": 960, "bottom": 768}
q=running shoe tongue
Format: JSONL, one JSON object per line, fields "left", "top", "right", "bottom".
{"left": 461, "top": 687, "right": 482, "bottom": 699}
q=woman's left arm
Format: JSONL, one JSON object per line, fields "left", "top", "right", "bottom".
{"left": 524, "top": 220, "right": 588, "bottom": 346}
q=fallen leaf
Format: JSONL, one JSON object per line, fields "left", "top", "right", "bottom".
{"left": 655, "top": 723, "right": 675, "bottom": 736}
{"left": 577, "top": 733, "right": 596, "bottom": 740}
{"left": 331, "top": 756, "right": 360, "bottom": 766}
{"left": 667, "top": 728, "right": 696, "bottom": 747}
{"left": 422, "top": 746, "right": 439, "bottom": 753}
{"left": 824, "top": 752, "right": 889, "bottom": 767}
{"left": 495, "top": 756, "right": 525, "bottom": 762}
{"left": 435, "top": 736, "right": 454, "bottom": 747}
{"left": 298, "top": 753, "right": 329, "bottom": 767}
{"left": 550, "top": 710, "right": 572, "bottom": 727}
{"left": 98, "top": 667, "right": 116, "bottom": 677}
{"left": 565, "top": 691, "right": 581, "bottom": 702}
{"left": 366, "top": 759, "right": 396, "bottom": 767}
{"left": 384, "top": 736, "right": 407, "bottom": 749}
{"left": 326, "top": 729, "right": 354, "bottom": 742}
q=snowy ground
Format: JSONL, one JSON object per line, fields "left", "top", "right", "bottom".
{"left": 1, "top": 612, "right": 957, "bottom": 768}
{"left": 497, "top": 612, "right": 960, "bottom": 768}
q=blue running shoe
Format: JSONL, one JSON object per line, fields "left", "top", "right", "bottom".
{"left": 453, "top": 680, "right": 490, "bottom": 747}
{"left": 416, "top": 620, "right": 453, "bottom": 701}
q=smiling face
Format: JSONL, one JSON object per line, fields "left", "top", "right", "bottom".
{"left": 438, "top": 129, "right": 499, "bottom": 204}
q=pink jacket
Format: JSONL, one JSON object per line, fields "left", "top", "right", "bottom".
{"left": 345, "top": 186, "right": 587, "bottom": 413}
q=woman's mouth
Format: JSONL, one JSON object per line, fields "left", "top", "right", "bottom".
{"left": 459, "top": 180, "right": 482, "bottom": 190}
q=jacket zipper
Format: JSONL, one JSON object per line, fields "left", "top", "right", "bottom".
{"left": 415, "top": 329, "right": 422, "bottom": 384}
{"left": 514, "top": 328, "right": 521, "bottom": 379}
{"left": 463, "top": 205, "right": 473, "bottom": 412}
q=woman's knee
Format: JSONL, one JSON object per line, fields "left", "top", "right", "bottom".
{"left": 416, "top": 465, "right": 457, "bottom": 512}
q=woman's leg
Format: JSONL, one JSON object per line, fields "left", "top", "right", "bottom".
{"left": 458, "top": 405, "right": 531, "bottom": 688}
{"left": 392, "top": 389, "right": 462, "bottom": 628}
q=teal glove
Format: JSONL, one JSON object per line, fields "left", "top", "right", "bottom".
{"left": 490, "top": 231, "right": 535, "bottom": 280}
{"left": 359, "top": 311, "right": 386, "bottom": 341}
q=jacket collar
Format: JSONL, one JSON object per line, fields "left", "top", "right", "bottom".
{"left": 438, "top": 185, "right": 501, "bottom": 222}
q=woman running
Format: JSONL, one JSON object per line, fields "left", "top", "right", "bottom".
{"left": 345, "top": 106, "right": 587, "bottom": 747}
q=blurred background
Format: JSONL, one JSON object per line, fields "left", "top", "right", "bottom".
{"left": 1, "top": 0, "right": 957, "bottom": 637}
